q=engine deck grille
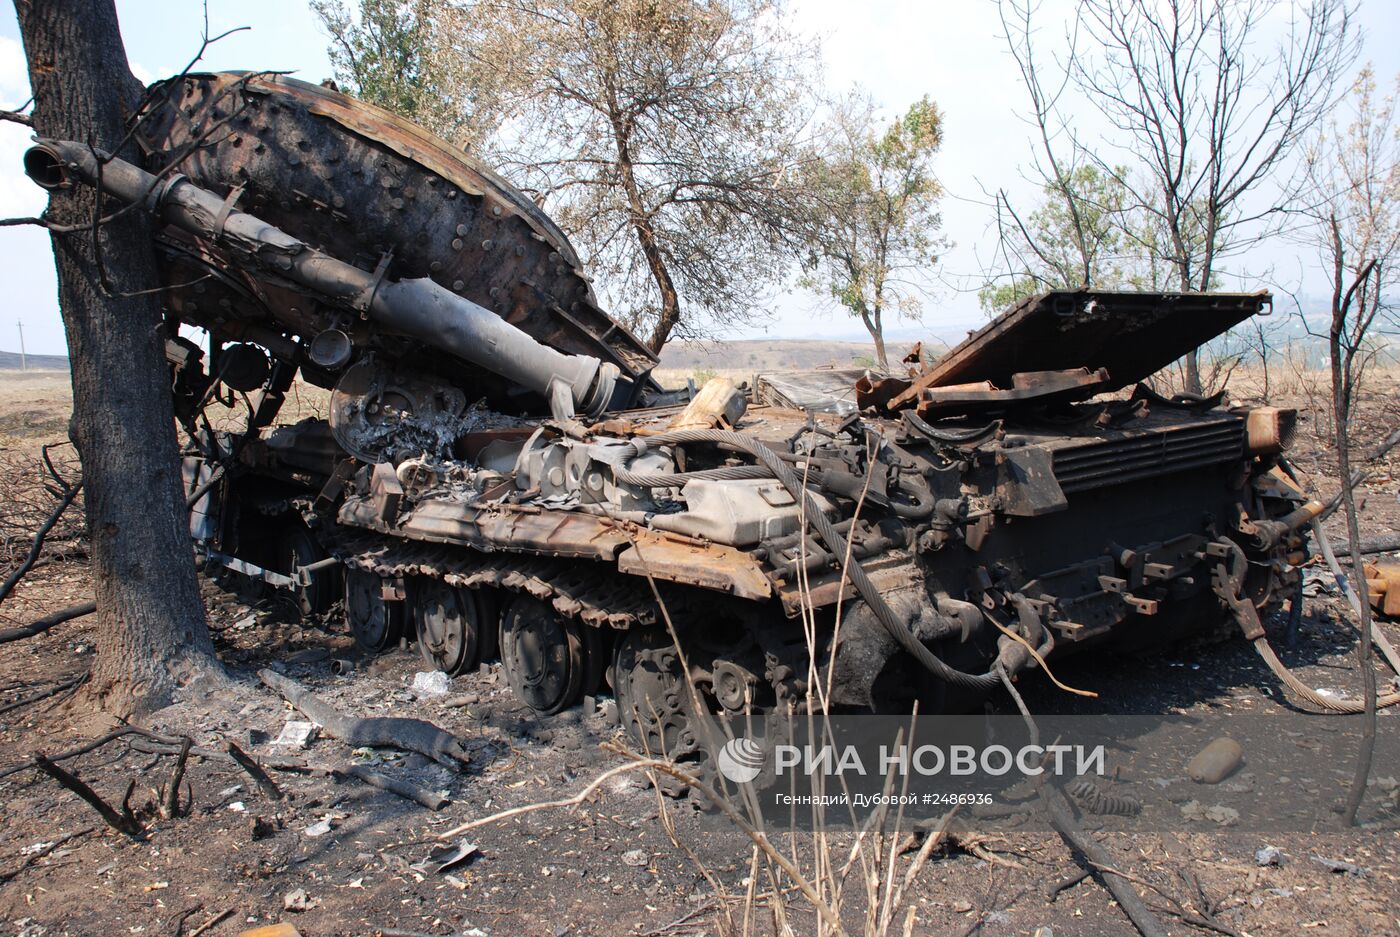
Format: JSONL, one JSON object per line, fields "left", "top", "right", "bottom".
{"left": 1052, "top": 419, "right": 1244, "bottom": 494}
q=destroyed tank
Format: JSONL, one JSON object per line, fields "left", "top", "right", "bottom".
{"left": 25, "top": 74, "right": 1317, "bottom": 766}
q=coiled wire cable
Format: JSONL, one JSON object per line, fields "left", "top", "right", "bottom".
{"left": 611, "top": 463, "right": 773, "bottom": 487}
{"left": 1250, "top": 637, "right": 1400, "bottom": 713}
{"left": 619, "top": 428, "right": 1004, "bottom": 691}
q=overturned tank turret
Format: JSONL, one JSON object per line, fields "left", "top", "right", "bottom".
{"left": 26, "top": 73, "right": 1316, "bottom": 772}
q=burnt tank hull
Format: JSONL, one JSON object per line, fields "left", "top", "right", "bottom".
{"left": 23, "top": 75, "right": 1314, "bottom": 762}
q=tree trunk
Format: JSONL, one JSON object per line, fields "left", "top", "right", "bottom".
{"left": 1177, "top": 266, "right": 1203, "bottom": 395}
{"left": 863, "top": 313, "right": 888, "bottom": 371}
{"left": 604, "top": 96, "right": 683, "bottom": 353}
{"left": 1182, "top": 350, "right": 1203, "bottom": 396}
{"left": 872, "top": 332, "right": 888, "bottom": 371}
{"left": 15, "top": 0, "right": 220, "bottom": 716}
{"left": 1327, "top": 222, "right": 1377, "bottom": 827}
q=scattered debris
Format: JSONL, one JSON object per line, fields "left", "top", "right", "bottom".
{"left": 304, "top": 817, "right": 334, "bottom": 838}
{"left": 1310, "top": 855, "right": 1366, "bottom": 876}
{"left": 412, "top": 670, "right": 453, "bottom": 696}
{"left": 1180, "top": 801, "right": 1241, "bottom": 826}
{"left": 272, "top": 721, "right": 319, "bottom": 749}
{"left": 0, "top": 826, "right": 97, "bottom": 885}
{"left": 410, "top": 839, "right": 480, "bottom": 875}
{"left": 1187, "top": 737, "right": 1245, "bottom": 784}
{"left": 282, "top": 889, "right": 321, "bottom": 912}
{"left": 259, "top": 669, "right": 469, "bottom": 767}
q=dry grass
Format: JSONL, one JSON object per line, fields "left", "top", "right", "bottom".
{"left": 0, "top": 370, "right": 72, "bottom": 449}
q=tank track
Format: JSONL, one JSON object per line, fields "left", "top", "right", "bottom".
{"left": 329, "top": 530, "right": 662, "bottom": 631}
{"left": 323, "top": 526, "right": 814, "bottom": 721}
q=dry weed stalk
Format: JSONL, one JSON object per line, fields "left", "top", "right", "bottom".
{"left": 448, "top": 427, "right": 968, "bottom": 936}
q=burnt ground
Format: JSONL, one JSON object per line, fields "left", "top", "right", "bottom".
{"left": 0, "top": 370, "right": 1397, "bottom": 937}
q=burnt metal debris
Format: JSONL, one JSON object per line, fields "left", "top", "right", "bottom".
{"left": 26, "top": 73, "right": 1319, "bottom": 768}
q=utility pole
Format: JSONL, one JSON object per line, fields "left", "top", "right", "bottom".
{"left": 15, "top": 320, "right": 25, "bottom": 371}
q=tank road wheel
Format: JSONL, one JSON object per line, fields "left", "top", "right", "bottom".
{"left": 613, "top": 628, "right": 699, "bottom": 763}
{"left": 413, "top": 578, "right": 481, "bottom": 676}
{"left": 345, "top": 568, "right": 403, "bottom": 654}
{"left": 500, "top": 595, "right": 585, "bottom": 714}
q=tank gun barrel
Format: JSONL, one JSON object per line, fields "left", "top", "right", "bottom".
{"left": 23, "top": 139, "right": 618, "bottom": 419}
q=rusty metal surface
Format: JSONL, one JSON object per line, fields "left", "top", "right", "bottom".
{"left": 909, "top": 367, "right": 1111, "bottom": 417}
{"left": 133, "top": 72, "right": 657, "bottom": 407}
{"left": 775, "top": 551, "right": 918, "bottom": 616}
{"left": 887, "top": 290, "right": 1270, "bottom": 411}
{"left": 618, "top": 537, "right": 772, "bottom": 601}
{"left": 340, "top": 486, "right": 776, "bottom": 599}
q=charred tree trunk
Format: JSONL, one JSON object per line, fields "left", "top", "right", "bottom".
{"left": 14, "top": 0, "right": 219, "bottom": 716}
{"left": 1329, "top": 221, "right": 1378, "bottom": 827}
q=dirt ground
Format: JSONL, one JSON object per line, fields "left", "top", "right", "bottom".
{"left": 0, "top": 367, "right": 1397, "bottom": 937}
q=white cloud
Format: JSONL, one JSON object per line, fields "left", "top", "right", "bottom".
{"left": 0, "top": 39, "right": 42, "bottom": 225}
{"left": 0, "top": 125, "right": 47, "bottom": 219}
{"left": 0, "top": 36, "right": 31, "bottom": 109}
{"left": 129, "top": 61, "right": 156, "bottom": 86}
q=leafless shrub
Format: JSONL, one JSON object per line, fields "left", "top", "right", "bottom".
{"left": 0, "top": 443, "right": 85, "bottom": 573}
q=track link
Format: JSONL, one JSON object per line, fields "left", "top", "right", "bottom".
{"left": 331, "top": 531, "right": 661, "bottom": 631}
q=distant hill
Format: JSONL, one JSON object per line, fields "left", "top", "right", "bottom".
{"left": 0, "top": 349, "right": 68, "bottom": 371}
{"left": 659, "top": 338, "right": 947, "bottom": 373}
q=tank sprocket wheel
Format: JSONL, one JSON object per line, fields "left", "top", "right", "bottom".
{"left": 614, "top": 629, "right": 697, "bottom": 759}
{"left": 614, "top": 627, "right": 795, "bottom": 799}
{"left": 500, "top": 595, "right": 585, "bottom": 714}
{"left": 345, "top": 567, "right": 404, "bottom": 654}
{"left": 413, "top": 577, "right": 481, "bottom": 676}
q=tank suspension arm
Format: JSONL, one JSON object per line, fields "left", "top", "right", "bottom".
{"left": 23, "top": 140, "right": 618, "bottom": 420}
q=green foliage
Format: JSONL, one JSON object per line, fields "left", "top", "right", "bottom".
{"left": 311, "top": 0, "right": 481, "bottom": 147}
{"left": 976, "top": 276, "right": 1038, "bottom": 314}
{"left": 981, "top": 164, "right": 1130, "bottom": 312}
{"left": 800, "top": 94, "right": 945, "bottom": 367}
{"left": 980, "top": 163, "right": 1219, "bottom": 314}
{"left": 314, "top": 0, "right": 816, "bottom": 352}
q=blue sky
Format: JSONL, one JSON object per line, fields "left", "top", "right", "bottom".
{"left": 1, "top": 0, "right": 1397, "bottom": 355}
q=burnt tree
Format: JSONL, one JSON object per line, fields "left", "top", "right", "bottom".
{"left": 14, "top": 0, "right": 219, "bottom": 714}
